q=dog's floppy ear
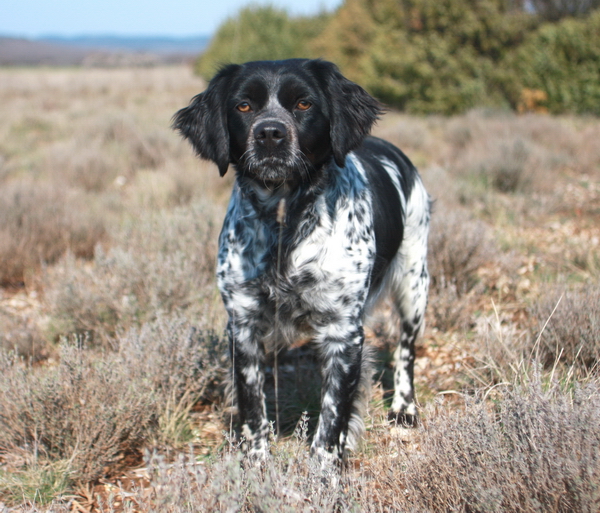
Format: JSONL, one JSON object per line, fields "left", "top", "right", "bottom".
{"left": 307, "top": 60, "right": 383, "bottom": 167}
{"left": 172, "top": 65, "right": 240, "bottom": 176}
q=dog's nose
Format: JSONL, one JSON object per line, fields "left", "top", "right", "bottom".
{"left": 254, "top": 121, "right": 287, "bottom": 149}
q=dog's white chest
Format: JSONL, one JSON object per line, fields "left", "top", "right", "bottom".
{"left": 216, "top": 167, "right": 376, "bottom": 337}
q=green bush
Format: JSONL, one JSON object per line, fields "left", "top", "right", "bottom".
{"left": 195, "top": 5, "right": 329, "bottom": 80}
{"left": 505, "top": 10, "right": 600, "bottom": 115}
{"left": 314, "top": 0, "right": 536, "bottom": 114}
{"left": 196, "top": 1, "right": 600, "bottom": 114}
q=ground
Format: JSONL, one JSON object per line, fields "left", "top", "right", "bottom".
{"left": 0, "top": 65, "right": 599, "bottom": 512}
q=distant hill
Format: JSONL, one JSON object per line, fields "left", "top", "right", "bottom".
{"left": 0, "top": 37, "right": 88, "bottom": 66}
{"left": 40, "top": 35, "right": 210, "bottom": 55}
{"left": 0, "top": 35, "right": 209, "bottom": 66}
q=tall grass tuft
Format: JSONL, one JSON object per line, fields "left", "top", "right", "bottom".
{"left": 531, "top": 283, "right": 600, "bottom": 371}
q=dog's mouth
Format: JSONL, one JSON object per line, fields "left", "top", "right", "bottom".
{"left": 237, "top": 152, "right": 308, "bottom": 185}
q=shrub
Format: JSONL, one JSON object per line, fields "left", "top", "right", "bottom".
{"left": 44, "top": 203, "right": 220, "bottom": 345}
{"left": 0, "top": 309, "right": 47, "bottom": 361}
{"left": 428, "top": 277, "right": 473, "bottom": 331}
{"left": 0, "top": 180, "right": 105, "bottom": 286}
{"left": 398, "top": 376, "right": 600, "bottom": 511}
{"left": 428, "top": 208, "right": 494, "bottom": 295}
{"left": 444, "top": 112, "right": 575, "bottom": 207}
{"left": 314, "top": 0, "right": 536, "bottom": 114}
{"left": 505, "top": 10, "right": 600, "bottom": 115}
{"left": 530, "top": 0, "right": 600, "bottom": 21}
{"left": 195, "top": 6, "right": 329, "bottom": 80}
{"left": 530, "top": 283, "right": 600, "bottom": 370}
{"left": 427, "top": 208, "right": 497, "bottom": 331}
{"left": 43, "top": 115, "right": 172, "bottom": 193}
{"left": 472, "top": 137, "right": 533, "bottom": 193}
{"left": 0, "top": 343, "right": 157, "bottom": 484}
{"left": 0, "top": 316, "right": 227, "bottom": 490}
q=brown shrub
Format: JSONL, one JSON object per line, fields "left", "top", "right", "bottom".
{"left": 446, "top": 112, "right": 576, "bottom": 203}
{"left": 0, "top": 315, "right": 227, "bottom": 486}
{"left": 0, "top": 66, "right": 213, "bottom": 290}
{"left": 456, "top": 135, "right": 556, "bottom": 198}
{"left": 0, "top": 309, "right": 48, "bottom": 361}
{"left": 484, "top": 138, "right": 533, "bottom": 193}
{"left": 0, "top": 180, "right": 105, "bottom": 286}
{"left": 530, "top": 282, "right": 600, "bottom": 371}
{"left": 427, "top": 278, "right": 474, "bottom": 332}
{"left": 44, "top": 203, "right": 221, "bottom": 345}
{"left": 397, "top": 377, "right": 600, "bottom": 512}
{"left": 428, "top": 208, "right": 494, "bottom": 295}
{"left": 0, "top": 344, "right": 157, "bottom": 483}
{"left": 426, "top": 205, "right": 499, "bottom": 332}
{"left": 43, "top": 142, "right": 115, "bottom": 193}
{"left": 577, "top": 123, "right": 600, "bottom": 177}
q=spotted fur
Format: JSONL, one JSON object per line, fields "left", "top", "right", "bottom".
{"left": 173, "top": 59, "right": 430, "bottom": 462}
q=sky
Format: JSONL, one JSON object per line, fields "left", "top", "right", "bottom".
{"left": 1, "top": 0, "right": 342, "bottom": 39}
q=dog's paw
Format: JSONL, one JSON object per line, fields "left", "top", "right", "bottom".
{"left": 308, "top": 446, "right": 342, "bottom": 488}
{"left": 310, "top": 445, "right": 343, "bottom": 469}
{"left": 244, "top": 446, "right": 270, "bottom": 468}
{"left": 387, "top": 409, "right": 419, "bottom": 428}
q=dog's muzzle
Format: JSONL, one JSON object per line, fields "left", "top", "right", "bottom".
{"left": 244, "top": 119, "right": 302, "bottom": 183}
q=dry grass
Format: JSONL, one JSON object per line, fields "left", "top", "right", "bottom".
{"left": 43, "top": 203, "right": 222, "bottom": 346}
{"left": 0, "top": 66, "right": 229, "bottom": 287}
{"left": 8, "top": 373, "right": 599, "bottom": 512}
{"left": 1, "top": 65, "right": 599, "bottom": 511}
{"left": 0, "top": 180, "right": 105, "bottom": 286}
{"left": 0, "top": 316, "right": 227, "bottom": 497}
{"left": 530, "top": 283, "right": 600, "bottom": 371}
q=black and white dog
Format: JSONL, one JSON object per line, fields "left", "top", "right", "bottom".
{"left": 174, "top": 59, "right": 430, "bottom": 463}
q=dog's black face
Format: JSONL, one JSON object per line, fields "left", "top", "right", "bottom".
{"left": 225, "top": 63, "right": 334, "bottom": 185}
{"left": 173, "top": 59, "right": 382, "bottom": 184}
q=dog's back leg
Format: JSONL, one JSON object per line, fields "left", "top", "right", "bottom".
{"left": 388, "top": 179, "right": 430, "bottom": 426}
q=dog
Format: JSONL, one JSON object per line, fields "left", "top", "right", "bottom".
{"left": 173, "top": 59, "right": 430, "bottom": 463}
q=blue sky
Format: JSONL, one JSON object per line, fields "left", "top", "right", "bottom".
{"left": 1, "top": 0, "right": 341, "bottom": 38}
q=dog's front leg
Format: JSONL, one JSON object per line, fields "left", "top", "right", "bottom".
{"left": 228, "top": 320, "right": 270, "bottom": 460}
{"left": 311, "top": 326, "right": 365, "bottom": 463}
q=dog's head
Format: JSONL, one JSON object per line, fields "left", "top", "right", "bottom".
{"left": 173, "top": 59, "right": 382, "bottom": 184}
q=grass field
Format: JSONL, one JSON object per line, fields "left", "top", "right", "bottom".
{"left": 1, "top": 65, "right": 599, "bottom": 512}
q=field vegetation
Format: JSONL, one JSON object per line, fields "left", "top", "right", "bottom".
{"left": 1, "top": 63, "right": 599, "bottom": 511}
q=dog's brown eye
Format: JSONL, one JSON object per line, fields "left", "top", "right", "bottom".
{"left": 296, "top": 100, "right": 311, "bottom": 111}
{"left": 237, "top": 102, "right": 252, "bottom": 113}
